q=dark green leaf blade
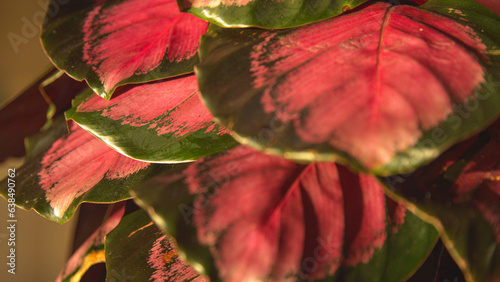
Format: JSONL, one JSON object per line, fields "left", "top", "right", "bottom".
{"left": 178, "top": 0, "right": 368, "bottom": 28}
{"left": 384, "top": 118, "right": 500, "bottom": 281}
{"left": 105, "top": 209, "right": 207, "bottom": 282}
{"left": 66, "top": 74, "right": 238, "bottom": 163}
{"left": 196, "top": 1, "right": 500, "bottom": 175}
{"left": 42, "top": 0, "right": 208, "bottom": 99}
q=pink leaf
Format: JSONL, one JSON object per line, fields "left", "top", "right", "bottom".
{"left": 184, "top": 146, "right": 390, "bottom": 281}
{"left": 82, "top": 0, "right": 208, "bottom": 95}
{"left": 39, "top": 122, "right": 150, "bottom": 216}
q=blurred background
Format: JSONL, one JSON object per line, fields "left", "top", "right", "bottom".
{"left": 0, "top": 0, "right": 77, "bottom": 281}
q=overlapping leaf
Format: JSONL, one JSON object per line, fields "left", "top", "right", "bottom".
{"left": 66, "top": 74, "right": 237, "bottom": 163}
{"left": 42, "top": 0, "right": 208, "bottom": 99}
{"left": 57, "top": 204, "right": 125, "bottom": 282}
{"left": 105, "top": 209, "right": 207, "bottom": 281}
{"left": 0, "top": 69, "right": 87, "bottom": 162}
{"left": 132, "top": 146, "right": 437, "bottom": 281}
{"left": 177, "top": 0, "right": 367, "bottom": 28}
{"left": 196, "top": 0, "right": 500, "bottom": 175}
{"left": 384, "top": 118, "right": 500, "bottom": 282}
{"left": 0, "top": 118, "right": 170, "bottom": 223}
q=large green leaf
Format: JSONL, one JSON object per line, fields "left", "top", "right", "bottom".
{"left": 41, "top": 0, "right": 208, "bottom": 99}
{"left": 66, "top": 74, "right": 238, "bottom": 163}
{"left": 0, "top": 118, "right": 170, "bottom": 223}
{"left": 384, "top": 118, "right": 500, "bottom": 281}
{"left": 196, "top": 0, "right": 500, "bottom": 175}
{"left": 132, "top": 146, "right": 437, "bottom": 281}
{"left": 105, "top": 209, "right": 207, "bottom": 281}
{"left": 177, "top": 0, "right": 368, "bottom": 28}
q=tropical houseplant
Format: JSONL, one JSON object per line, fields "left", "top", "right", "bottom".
{"left": 1, "top": 0, "right": 500, "bottom": 281}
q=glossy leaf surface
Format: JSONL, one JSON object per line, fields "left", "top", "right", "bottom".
{"left": 0, "top": 119, "right": 167, "bottom": 223}
{"left": 384, "top": 118, "right": 500, "bottom": 282}
{"left": 105, "top": 209, "right": 207, "bottom": 282}
{"left": 177, "top": 0, "right": 367, "bottom": 28}
{"left": 58, "top": 204, "right": 124, "bottom": 282}
{"left": 66, "top": 74, "right": 237, "bottom": 163}
{"left": 196, "top": 0, "right": 500, "bottom": 174}
{"left": 133, "top": 146, "right": 437, "bottom": 281}
{"left": 42, "top": 0, "right": 208, "bottom": 99}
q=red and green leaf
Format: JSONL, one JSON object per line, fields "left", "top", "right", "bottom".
{"left": 0, "top": 118, "right": 169, "bottom": 223}
{"left": 132, "top": 146, "right": 438, "bottom": 281}
{"left": 196, "top": 0, "right": 500, "bottom": 175}
{"left": 177, "top": 0, "right": 368, "bottom": 28}
{"left": 105, "top": 209, "right": 207, "bottom": 282}
{"left": 57, "top": 204, "right": 125, "bottom": 282}
{"left": 66, "top": 74, "right": 238, "bottom": 163}
{"left": 42, "top": 0, "right": 208, "bottom": 99}
{"left": 384, "top": 118, "right": 500, "bottom": 281}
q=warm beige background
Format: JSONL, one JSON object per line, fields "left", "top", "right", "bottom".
{"left": 0, "top": 1, "right": 77, "bottom": 281}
